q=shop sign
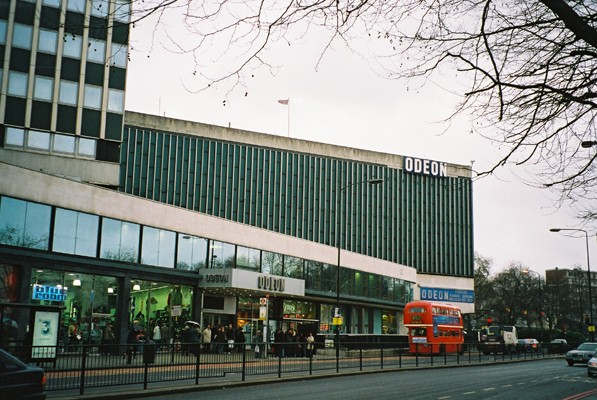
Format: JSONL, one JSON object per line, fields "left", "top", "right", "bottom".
{"left": 420, "top": 287, "right": 474, "bottom": 303}
{"left": 32, "top": 284, "right": 67, "bottom": 302}
{"left": 31, "top": 310, "right": 59, "bottom": 360}
{"left": 404, "top": 156, "right": 447, "bottom": 177}
{"left": 257, "top": 275, "right": 285, "bottom": 292}
{"left": 171, "top": 305, "right": 182, "bottom": 317}
{"left": 204, "top": 274, "right": 229, "bottom": 283}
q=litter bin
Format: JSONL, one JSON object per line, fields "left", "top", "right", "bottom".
{"left": 143, "top": 339, "right": 156, "bottom": 363}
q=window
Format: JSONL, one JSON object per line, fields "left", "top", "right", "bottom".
{"left": 84, "top": 84, "right": 102, "bottom": 109}
{"left": 236, "top": 246, "right": 260, "bottom": 271}
{"left": 38, "top": 29, "right": 58, "bottom": 54}
{"left": 67, "top": 0, "right": 86, "bottom": 13}
{"left": 59, "top": 80, "right": 78, "bottom": 105}
{"left": 90, "top": 0, "right": 109, "bottom": 17}
{"left": 27, "top": 130, "right": 51, "bottom": 151}
{"left": 261, "top": 251, "right": 283, "bottom": 275}
{"left": 100, "top": 218, "right": 140, "bottom": 262}
{"left": 53, "top": 134, "right": 76, "bottom": 154}
{"left": 0, "top": 197, "right": 51, "bottom": 249}
{"left": 87, "top": 38, "right": 106, "bottom": 63}
{"left": 8, "top": 71, "right": 28, "bottom": 97}
{"left": 78, "top": 137, "right": 96, "bottom": 157}
{"left": 209, "top": 240, "right": 235, "bottom": 268}
{"left": 114, "top": 0, "right": 131, "bottom": 23}
{"left": 305, "top": 260, "right": 322, "bottom": 291}
{"left": 53, "top": 208, "right": 99, "bottom": 257}
{"left": 0, "top": 20, "right": 7, "bottom": 45}
{"left": 141, "top": 226, "right": 176, "bottom": 268}
{"left": 110, "top": 43, "right": 127, "bottom": 68}
{"left": 5, "top": 127, "right": 25, "bottom": 147}
{"left": 63, "top": 34, "right": 83, "bottom": 59}
{"left": 176, "top": 234, "right": 208, "bottom": 270}
{"left": 34, "top": 76, "right": 54, "bottom": 101}
{"left": 12, "top": 24, "right": 33, "bottom": 49}
{"left": 283, "top": 256, "right": 303, "bottom": 279}
{"left": 107, "top": 89, "right": 124, "bottom": 112}
{"left": 42, "top": 0, "right": 61, "bottom": 7}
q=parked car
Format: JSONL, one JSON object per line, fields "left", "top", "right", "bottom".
{"left": 588, "top": 353, "right": 597, "bottom": 378}
{"left": 517, "top": 338, "right": 540, "bottom": 353}
{"left": 548, "top": 338, "right": 569, "bottom": 354}
{"left": 565, "top": 342, "right": 597, "bottom": 366}
{"left": 0, "top": 348, "right": 46, "bottom": 399}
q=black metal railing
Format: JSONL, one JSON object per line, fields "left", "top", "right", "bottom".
{"left": 2, "top": 341, "right": 556, "bottom": 395}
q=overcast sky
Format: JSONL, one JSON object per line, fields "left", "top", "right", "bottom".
{"left": 123, "top": 14, "right": 596, "bottom": 278}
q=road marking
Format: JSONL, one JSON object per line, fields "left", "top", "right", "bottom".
{"left": 501, "top": 384, "right": 513, "bottom": 388}
{"left": 483, "top": 388, "right": 495, "bottom": 391}
{"left": 437, "top": 396, "right": 451, "bottom": 399}
{"left": 462, "top": 392, "right": 476, "bottom": 395}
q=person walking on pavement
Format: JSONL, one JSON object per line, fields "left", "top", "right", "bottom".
{"left": 102, "top": 321, "right": 115, "bottom": 355}
{"left": 202, "top": 324, "right": 212, "bottom": 353}
{"left": 306, "top": 332, "right": 315, "bottom": 359}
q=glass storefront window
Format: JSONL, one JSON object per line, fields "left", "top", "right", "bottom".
{"left": 382, "top": 310, "right": 398, "bottom": 334}
{"left": 100, "top": 218, "right": 140, "bottom": 262}
{"left": 141, "top": 226, "right": 176, "bottom": 268}
{"left": 283, "top": 256, "right": 303, "bottom": 279}
{"left": 130, "top": 281, "right": 193, "bottom": 343}
{"left": 0, "top": 197, "right": 51, "bottom": 249}
{"left": 236, "top": 246, "right": 260, "bottom": 271}
{"left": 176, "top": 234, "right": 208, "bottom": 270}
{"left": 209, "top": 240, "right": 235, "bottom": 268}
{"left": 53, "top": 208, "right": 99, "bottom": 257}
{"left": 261, "top": 251, "right": 283, "bottom": 276}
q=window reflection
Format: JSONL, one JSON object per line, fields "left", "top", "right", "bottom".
{"left": 0, "top": 197, "right": 51, "bottom": 249}
{"left": 283, "top": 256, "right": 303, "bottom": 279}
{"left": 261, "top": 251, "right": 283, "bottom": 276}
{"left": 38, "top": 29, "right": 58, "bottom": 54}
{"left": 236, "top": 246, "right": 260, "bottom": 271}
{"left": 12, "top": 24, "right": 32, "bottom": 49}
{"left": 141, "top": 227, "right": 175, "bottom": 268}
{"left": 177, "top": 235, "right": 208, "bottom": 270}
{"left": 53, "top": 208, "right": 99, "bottom": 257}
{"left": 209, "top": 240, "right": 235, "bottom": 268}
{"left": 27, "top": 131, "right": 51, "bottom": 151}
{"left": 63, "top": 34, "right": 83, "bottom": 59}
{"left": 100, "top": 218, "right": 139, "bottom": 262}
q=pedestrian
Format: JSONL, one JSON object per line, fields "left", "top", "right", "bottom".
{"left": 235, "top": 328, "right": 246, "bottom": 353}
{"left": 225, "top": 324, "right": 235, "bottom": 353}
{"left": 102, "top": 321, "right": 115, "bottom": 355}
{"left": 180, "top": 325, "right": 190, "bottom": 355}
{"left": 298, "top": 332, "right": 307, "bottom": 358}
{"left": 216, "top": 326, "right": 227, "bottom": 354}
{"left": 274, "top": 328, "right": 286, "bottom": 358}
{"left": 306, "top": 332, "right": 315, "bottom": 359}
{"left": 202, "top": 324, "right": 212, "bottom": 353}
{"left": 255, "top": 330, "right": 264, "bottom": 359}
{"left": 152, "top": 322, "right": 162, "bottom": 350}
{"left": 126, "top": 326, "right": 139, "bottom": 364}
{"left": 189, "top": 325, "right": 200, "bottom": 356}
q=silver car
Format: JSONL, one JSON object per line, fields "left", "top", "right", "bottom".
{"left": 566, "top": 342, "right": 597, "bottom": 366}
{"left": 588, "top": 353, "right": 597, "bottom": 377}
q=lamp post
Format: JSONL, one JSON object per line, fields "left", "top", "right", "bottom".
{"left": 550, "top": 228, "right": 594, "bottom": 341}
{"left": 335, "top": 177, "right": 383, "bottom": 371}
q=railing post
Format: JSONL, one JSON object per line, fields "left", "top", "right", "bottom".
{"left": 195, "top": 345, "right": 201, "bottom": 385}
{"left": 380, "top": 347, "right": 384, "bottom": 370}
{"left": 399, "top": 344, "right": 402, "bottom": 368}
{"left": 241, "top": 344, "right": 246, "bottom": 381}
{"left": 278, "top": 354, "right": 282, "bottom": 378}
{"left": 79, "top": 345, "right": 87, "bottom": 396}
{"left": 143, "top": 352, "right": 149, "bottom": 390}
{"left": 415, "top": 343, "right": 419, "bottom": 367}
{"left": 359, "top": 348, "right": 363, "bottom": 371}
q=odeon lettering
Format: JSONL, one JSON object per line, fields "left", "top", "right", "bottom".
{"left": 404, "top": 156, "right": 447, "bottom": 177}
{"left": 258, "top": 276, "right": 285, "bottom": 292}
{"left": 205, "top": 274, "right": 229, "bottom": 283}
{"left": 421, "top": 289, "right": 450, "bottom": 300}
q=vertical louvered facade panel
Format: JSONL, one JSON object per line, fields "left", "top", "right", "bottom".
{"left": 121, "top": 125, "right": 474, "bottom": 277}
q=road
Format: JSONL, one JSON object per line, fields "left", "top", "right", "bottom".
{"left": 144, "top": 359, "right": 597, "bottom": 400}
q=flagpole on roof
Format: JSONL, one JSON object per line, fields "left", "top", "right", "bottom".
{"left": 278, "top": 99, "right": 290, "bottom": 137}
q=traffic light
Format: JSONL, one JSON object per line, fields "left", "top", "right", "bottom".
{"left": 487, "top": 317, "right": 493, "bottom": 326}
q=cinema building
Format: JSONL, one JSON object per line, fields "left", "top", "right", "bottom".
{"left": 0, "top": 0, "right": 474, "bottom": 347}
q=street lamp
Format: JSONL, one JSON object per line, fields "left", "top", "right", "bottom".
{"left": 335, "top": 177, "right": 383, "bottom": 371}
{"left": 550, "top": 228, "right": 594, "bottom": 341}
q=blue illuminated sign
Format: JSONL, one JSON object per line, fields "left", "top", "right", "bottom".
{"left": 420, "top": 287, "right": 474, "bottom": 303}
{"left": 32, "top": 284, "right": 68, "bottom": 302}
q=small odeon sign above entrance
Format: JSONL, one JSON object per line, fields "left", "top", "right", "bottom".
{"left": 404, "top": 156, "right": 447, "bottom": 178}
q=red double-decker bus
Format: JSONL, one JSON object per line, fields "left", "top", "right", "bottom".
{"left": 403, "top": 300, "right": 464, "bottom": 354}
